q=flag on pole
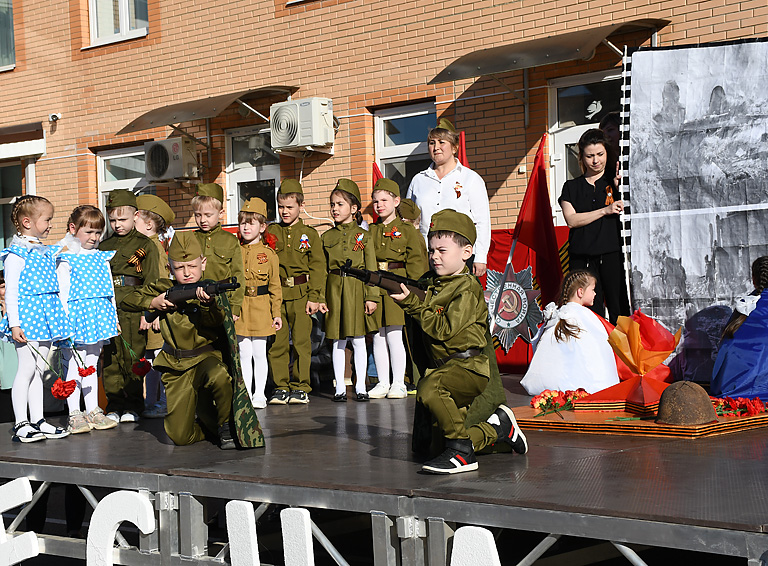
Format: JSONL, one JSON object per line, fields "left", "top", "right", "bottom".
{"left": 457, "top": 131, "right": 469, "bottom": 167}
{"left": 511, "top": 133, "right": 562, "bottom": 306}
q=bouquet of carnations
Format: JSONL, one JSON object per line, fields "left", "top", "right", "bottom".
{"left": 711, "top": 396, "right": 766, "bottom": 417}
{"left": 531, "top": 388, "right": 590, "bottom": 418}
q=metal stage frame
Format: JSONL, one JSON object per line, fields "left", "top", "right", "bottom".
{"left": 2, "top": 393, "right": 768, "bottom": 565}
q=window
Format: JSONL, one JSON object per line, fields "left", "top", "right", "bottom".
{"left": 97, "top": 146, "right": 149, "bottom": 209}
{"left": 375, "top": 103, "right": 436, "bottom": 197}
{"left": 89, "top": 0, "right": 148, "bottom": 47}
{"left": 0, "top": 162, "right": 22, "bottom": 247}
{"left": 225, "top": 126, "right": 280, "bottom": 223}
{"left": 0, "top": 0, "right": 14, "bottom": 70}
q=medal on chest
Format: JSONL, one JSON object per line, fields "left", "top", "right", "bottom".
{"left": 127, "top": 248, "right": 147, "bottom": 272}
{"left": 353, "top": 233, "right": 365, "bottom": 251}
{"left": 257, "top": 252, "right": 268, "bottom": 264}
{"left": 299, "top": 234, "right": 310, "bottom": 250}
{"left": 454, "top": 182, "right": 462, "bottom": 198}
{"left": 384, "top": 226, "right": 402, "bottom": 239}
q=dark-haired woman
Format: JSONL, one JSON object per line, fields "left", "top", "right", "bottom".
{"left": 559, "top": 128, "right": 630, "bottom": 324}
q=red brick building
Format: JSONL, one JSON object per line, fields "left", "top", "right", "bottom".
{"left": 0, "top": 0, "right": 764, "bottom": 242}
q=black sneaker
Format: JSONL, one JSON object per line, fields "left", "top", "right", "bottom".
{"left": 269, "top": 389, "right": 290, "bottom": 405}
{"left": 356, "top": 392, "right": 370, "bottom": 402}
{"left": 421, "top": 438, "right": 478, "bottom": 474}
{"left": 488, "top": 405, "right": 528, "bottom": 454}
{"left": 288, "top": 390, "right": 309, "bottom": 404}
{"left": 218, "top": 422, "right": 236, "bottom": 450}
{"left": 333, "top": 392, "right": 347, "bottom": 402}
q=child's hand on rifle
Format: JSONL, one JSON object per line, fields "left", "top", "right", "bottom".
{"left": 150, "top": 292, "right": 176, "bottom": 312}
{"left": 389, "top": 283, "right": 411, "bottom": 302}
{"left": 195, "top": 287, "right": 213, "bottom": 303}
{"left": 272, "top": 317, "right": 283, "bottom": 330}
{"left": 364, "top": 301, "right": 377, "bottom": 315}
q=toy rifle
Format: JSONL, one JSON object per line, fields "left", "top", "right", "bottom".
{"left": 144, "top": 278, "right": 241, "bottom": 322}
{"left": 339, "top": 259, "right": 427, "bottom": 300}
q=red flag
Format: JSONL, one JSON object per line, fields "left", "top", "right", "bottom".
{"left": 511, "top": 133, "right": 562, "bottom": 305}
{"left": 371, "top": 163, "right": 384, "bottom": 221}
{"left": 457, "top": 131, "right": 469, "bottom": 168}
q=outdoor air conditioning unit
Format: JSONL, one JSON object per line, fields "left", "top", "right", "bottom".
{"left": 270, "top": 97, "right": 335, "bottom": 152}
{"left": 144, "top": 137, "right": 198, "bottom": 182}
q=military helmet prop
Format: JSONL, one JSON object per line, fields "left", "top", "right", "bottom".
{"left": 655, "top": 381, "right": 718, "bottom": 426}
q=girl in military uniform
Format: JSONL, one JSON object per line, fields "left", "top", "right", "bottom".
{"left": 367, "top": 179, "right": 428, "bottom": 399}
{"left": 322, "top": 179, "right": 379, "bottom": 401}
{"left": 236, "top": 198, "right": 282, "bottom": 409}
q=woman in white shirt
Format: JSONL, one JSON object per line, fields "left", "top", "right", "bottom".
{"left": 406, "top": 120, "right": 491, "bottom": 276}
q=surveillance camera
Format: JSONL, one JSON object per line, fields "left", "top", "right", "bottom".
{"left": 49, "top": 113, "right": 62, "bottom": 122}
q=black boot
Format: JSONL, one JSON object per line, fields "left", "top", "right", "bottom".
{"left": 487, "top": 405, "right": 528, "bottom": 454}
{"left": 218, "top": 422, "right": 236, "bottom": 450}
{"left": 421, "top": 438, "right": 478, "bottom": 474}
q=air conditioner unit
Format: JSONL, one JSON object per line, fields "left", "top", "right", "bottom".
{"left": 270, "top": 97, "right": 334, "bottom": 152}
{"left": 144, "top": 137, "right": 198, "bottom": 182}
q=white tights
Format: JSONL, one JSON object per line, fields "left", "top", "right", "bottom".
{"left": 372, "top": 325, "right": 406, "bottom": 389}
{"left": 12, "top": 341, "right": 51, "bottom": 426}
{"left": 238, "top": 336, "right": 268, "bottom": 405}
{"left": 332, "top": 337, "right": 367, "bottom": 395}
{"left": 65, "top": 343, "right": 103, "bottom": 414}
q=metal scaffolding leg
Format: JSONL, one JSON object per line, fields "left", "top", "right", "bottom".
{"left": 516, "top": 533, "right": 561, "bottom": 566}
{"left": 311, "top": 518, "right": 351, "bottom": 566}
{"left": 612, "top": 542, "right": 649, "bottom": 566}
{"left": 178, "top": 493, "right": 208, "bottom": 559}
{"left": 371, "top": 511, "right": 398, "bottom": 566}
{"left": 7, "top": 481, "right": 51, "bottom": 534}
{"left": 397, "top": 516, "right": 426, "bottom": 566}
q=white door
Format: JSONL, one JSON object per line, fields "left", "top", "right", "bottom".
{"left": 225, "top": 126, "right": 281, "bottom": 223}
{"left": 548, "top": 70, "right": 623, "bottom": 226}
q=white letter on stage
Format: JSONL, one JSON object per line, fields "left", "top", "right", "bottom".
{"left": 86, "top": 491, "right": 155, "bottom": 566}
{"left": 0, "top": 478, "right": 39, "bottom": 566}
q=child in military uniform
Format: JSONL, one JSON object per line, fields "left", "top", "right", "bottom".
{"left": 367, "top": 179, "right": 428, "bottom": 399}
{"left": 236, "top": 198, "right": 282, "bottom": 409}
{"left": 122, "top": 232, "right": 236, "bottom": 449}
{"left": 267, "top": 179, "right": 326, "bottom": 405}
{"left": 322, "top": 179, "right": 379, "bottom": 401}
{"left": 134, "top": 194, "right": 175, "bottom": 418}
{"left": 192, "top": 183, "right": 245, "bottom": 318}
{"left": 99, "top": 189, "right": 160, "bottom": 424}
{"left": 390, "top": 209, "right": 528, "bottom": 474}
{"left": 398, "top": 198, "right": 422, "bottom": 231}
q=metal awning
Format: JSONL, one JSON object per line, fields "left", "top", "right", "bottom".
{"left": 0, "top": 122, "right": 43, "bottom": 145}
{"left": 429, "top": 19, "right": 669, "bottom": 83}
{"left": 116, "top": 85, "right": 299, "bottom": 135}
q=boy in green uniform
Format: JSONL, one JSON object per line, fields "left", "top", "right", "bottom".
{"left": 122, "top": 232, "right": 236, "bottom": 448}
{"left": 99, "top": 189, "right": 160, "bottom": 423}
{"left": 266, "top": 179, "right": 326, "bottom": 404}
{"left": 391, "top": 209, "right": 528, "bottom": 474}
{"left": 192, "top": 183, "right": 245, "bottom": 318}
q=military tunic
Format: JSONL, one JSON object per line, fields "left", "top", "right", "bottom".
{"left": 267, "top": 220, "right": 326, "bottom": 393}
{"left": 367, "top": 218, "right": 428, "bottom": 331}
{"left": 399, "top": 267, "right": 499, "bottom": 450}
{"left": 122, "top": 279, "right": 233, "bottom": 446}
{"left": 145, "top": 234, "right": 168, "bottom": 351}
{"left": 322, "top": 222, "right": 379, "bottom": 340}
{"left": 99, "top": 228, "right": 160, "bottom": 415}
{"left": 194, "top": 225, "right": 245, "bottom": 317}
{"left": 235, "top": 241, "right": 282, "bottom": 336}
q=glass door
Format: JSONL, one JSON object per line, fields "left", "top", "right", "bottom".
{"left": 0, "top": 162, "right": 23, "bottom": 247}
{"left": 226, "top": 126, "right": 280, "bottom": 223}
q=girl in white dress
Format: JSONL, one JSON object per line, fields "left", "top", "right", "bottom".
{"left": 521, "top": 270, "right": 620, "bottom": 396}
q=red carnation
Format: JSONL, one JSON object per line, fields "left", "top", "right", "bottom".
{"left": 51, "top": 378, "right": 77, "bottom": 400}
{"left": 132, "top": 358, "right": 152, "bottom": 377}
{"left": 78, "top": 366, "right": 96, "bottom": 377}
{"left": 264, "top": 232, "right": 278, "bottom": 250}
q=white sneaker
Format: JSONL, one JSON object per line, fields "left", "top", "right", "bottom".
{"left": 386, "top": 383, "right": 408, "bottom": 399}
{"left": 368, "top": 382, "right": 390, "bottom": 399}
{"left": 120, "top": 410, "right": 140, "bottom": 423}
{"left": 252, "top": 397, "right": 267, "bottom": 409}
{"left": 105, "top": 412, "right": 120, "bottom": 423}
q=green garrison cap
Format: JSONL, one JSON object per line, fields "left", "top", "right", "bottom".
{"left": 279, "top": 178, "right": 303, "bottom": 195}
{"left": 168, "top": 231, "right": 203, "bottom": 262}
{"left": 241, "top": 197, "right": 268, "bottom": 217}
{"left": 136, "top": 194, "right": 175, "bottom": 225}
{"left": 195, "top": 183, "right": 224, "bottom": 203}
{"left": 106, "top": 189, "right": 137, "bottom": 210}
{"left": 334, "top": 178, "right": 361, "bottom": 203}
{"left": 373, "top": 178, "right": 399, "bottom": 197}
{"left": 437, "top": 118, "right": 457, "bottom": 133}
{"left": 428, "top": 209, "right": 476, "bottom": 245}
{"left": 398, "top": 198, "right": 421, "bottom": 221}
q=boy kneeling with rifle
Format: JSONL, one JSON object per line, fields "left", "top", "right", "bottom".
{"left": 123, "top": 232, "right": 263, "bottom": 450}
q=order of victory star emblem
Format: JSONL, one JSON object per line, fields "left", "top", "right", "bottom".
{"left": 484, "top": 266, "right": 543, "bottom": 352}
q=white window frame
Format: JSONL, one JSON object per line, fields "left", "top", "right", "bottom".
{"left": 374, "top": 102, "right": 435, "bottom": 163}
{"left": 87, "top": 0, "right": 148, "bottom": 49}
{"left": 548, "top": 69, "right": 623, "bottom": 226}
{"left": 97, "top": 146, "right": 149, "bottom": 208}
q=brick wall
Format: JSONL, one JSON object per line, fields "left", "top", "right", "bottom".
{"left": 1, "top": 0, "right": 764, "bottom": 239}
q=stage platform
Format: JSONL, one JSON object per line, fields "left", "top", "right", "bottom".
{"left": 2, "top": 391, "right": 768, "bottom": 565}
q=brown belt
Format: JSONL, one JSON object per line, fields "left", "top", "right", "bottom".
{"left": 431, "top": 348, "right": 483, "bottom": 369}
{"left": 281, "top": 274, "right": 309, "bottom": 287}
{"left": 378, "top": 262, "right": 405, "bottom": 271}
{"left": 113, "top": 275, "right": 142, "bottom": 287}
{"left": 245, "top": 285, "right": 269, "bottom": 297}
{"left": 329, "top": 269, "right": 346, "bottom": 276}
{"left": 162, "top": 343, "right": 215, "bottom": 359}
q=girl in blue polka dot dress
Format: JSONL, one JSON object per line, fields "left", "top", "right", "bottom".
{"left": 0, "top": 195, "right": 73, "bottom": 443}
{"left": 56, "top": 206, "right": 119, "bottom": 434}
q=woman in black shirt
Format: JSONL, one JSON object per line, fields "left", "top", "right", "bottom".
{"left": 558, "top": 129, "right": 630, "bottom": 324}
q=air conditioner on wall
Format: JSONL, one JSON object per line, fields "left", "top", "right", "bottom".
{"left": 144, "top": 137, "right": 198, "bottom": 182}
{"left": 270, "top": 97, "right": 335, "bottom": 152}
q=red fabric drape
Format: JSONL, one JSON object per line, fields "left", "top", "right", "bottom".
{"left": 457, "top": 131, "right": 469, "bottom": 167}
